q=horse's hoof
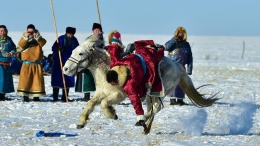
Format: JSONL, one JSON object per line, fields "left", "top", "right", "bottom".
{"left": 142, "top": 128, "right": 151, "bottom": 135}
{"left": 135, "top": 121, "right": 143, "bottom": 126}
{"left": 114, "top": 114, "right": 118, "bottom": 120}
{"left": 76, "top": 125, "right": 85, "bottom": 129}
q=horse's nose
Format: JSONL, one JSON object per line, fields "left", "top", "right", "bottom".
{"left": 64, "top": 68, "right": 68, "bottom": 71}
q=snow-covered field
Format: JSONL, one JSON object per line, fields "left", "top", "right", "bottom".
{"left": 1, "top": 32, "right": 260, "bottom": 145}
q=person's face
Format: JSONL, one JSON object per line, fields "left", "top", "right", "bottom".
{"left": 92, "top": 28, "right": 101, "bottom": 35}
{"left": 0, "top": 28, "right": 7, "bottom": 37}
{"left": 27, "top": 28, "right": 35, "bottom": 37}
{"left": 110, "top": 81, "right": 119, "bottom": 86}
{"left": 178, "top": 32, "right": 183, "bottom": 38}
{"left": 66, "top": 33, "right": 74, "bottom": 38}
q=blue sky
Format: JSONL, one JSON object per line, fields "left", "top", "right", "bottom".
{"left": 2, "top": 0, "right": 260, "bottom": 36}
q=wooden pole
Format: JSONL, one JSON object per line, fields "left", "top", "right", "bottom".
{"left": 242, "top": 41, "right": 245, "bottom": 59}
{"left": 96, "top": 0, "right": 102, "bottom": 24}
{"left": 50, "top": 0, "right": 68, "bottom": 103}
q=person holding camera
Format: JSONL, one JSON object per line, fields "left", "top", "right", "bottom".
{"left": 165, "top": 26, "right": 193, "bottom": 105}
{"left": 0, "top": 25, "right": 16, "bottom": 101}
{"left": 51, "top": 27, "right": 79, "bottom": 102}
{"left": 16, "top": 24, "right": 46, "bottom": 102}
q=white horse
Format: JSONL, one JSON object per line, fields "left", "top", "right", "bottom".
{"left": 63, "top": 34, "right": 218, "bottom": 134}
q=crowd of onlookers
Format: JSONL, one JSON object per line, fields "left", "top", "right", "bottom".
{"left": 0, "top": 22, "right": 193, "bottom": 115}
{"left": 0, "top": 23, "right": 99, "bottom": 102}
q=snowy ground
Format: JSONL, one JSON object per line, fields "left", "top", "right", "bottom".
{"left": 0, "top": 32, "right": 260, "bottom": 145}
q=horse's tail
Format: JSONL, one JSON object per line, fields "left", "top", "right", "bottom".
{"left": 177, "top": 64, "right": 219, "bottom": 107}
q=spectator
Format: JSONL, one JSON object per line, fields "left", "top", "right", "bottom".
{"left": 16, "top": 24, "right": 46, "bottom": 102}
{"left": 51, "top": 27, "right": 79, "bottom": 102}
{"left": 0, "top": 25, "right": 16, "bottom": 101}
{"left": 165, "top": 26, "right": 193, "bottom": 105}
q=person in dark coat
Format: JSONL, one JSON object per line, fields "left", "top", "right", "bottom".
{"left": 165, "top": 26, "right": 193, "bottom": 105}
{"left": 0, "top": 25, "right": 16, "bottom": 101}
{"left": 51, "top": 27, "right": 79, "bottom": 102}
{"left": 41, "top": 55, "right": 51, "bottom": 74}
{"left": 11, "top": 55, "right": 22, "bottom": 75}
{"left": 75, "top": 23, "right": 103, "bottom": 101}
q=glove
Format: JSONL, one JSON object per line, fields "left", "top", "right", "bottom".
{"left": 55, "top": 43, "right": 64, "bottom": 52}
{"left": 55, "top": 42, "right": 60, "bottom": 50}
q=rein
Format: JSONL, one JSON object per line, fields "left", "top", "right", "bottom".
{"left": 67, "top": 51, "right": 94, "bottom": 73}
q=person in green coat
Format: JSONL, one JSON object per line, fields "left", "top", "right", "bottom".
{"left": 75, "top": 23, "right": 104, "bottom": 101}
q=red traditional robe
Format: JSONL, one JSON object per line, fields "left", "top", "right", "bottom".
{"left": 134, "top": 40, "right": 165, "bottom": 96}
{"left": 107, "top": 44, "right": 146, "bottom": 115}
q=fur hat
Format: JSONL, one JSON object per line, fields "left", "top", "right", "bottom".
{"left": 92, "top": 23, "right": 102, "bottom": 32}
{"left": 174, "top": 27, "right": 187, "bottom": 41}
{"left": 66, "top": 27, "right": 76, "bottom": 34}
{"left": 27, "top": 24, "right": 35, "bottom": 30}
{"left": 108, "top": 30, "right": 125, "bottom": 49}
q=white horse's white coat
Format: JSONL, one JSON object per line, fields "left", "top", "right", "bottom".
{"left": 63, "top": 34, "right": 218, "bottom": 134}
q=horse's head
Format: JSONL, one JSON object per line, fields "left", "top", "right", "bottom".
{"left": 63, "top": 33, "right": 105, "bottom": 76}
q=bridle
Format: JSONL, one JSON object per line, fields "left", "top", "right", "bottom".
{"left": 67, "top": 50, "right": 94, "bottom": 73}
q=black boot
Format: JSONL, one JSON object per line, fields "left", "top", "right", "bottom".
{"left": 53, "top": 88, "right": 59, "bottom": 102}
{"left": 170, "top": 99, "right": 178, "bottom": 105}
{"left": 0, "top": 93, "right": 5, "bottom": 101}
{"left": 62, "top": 89, "right": 72, "bottom": 102}
{"left": 23, "top": 96, "right": 29, "bottom": 102}
{"left": 33, "top": 97, "right": 40, "bottom": 101}
{"left": 177, "top": 99, "right": 188, "bottom": 106}
{"left": 84, "top": 92, "right": 90, "bottom": 101}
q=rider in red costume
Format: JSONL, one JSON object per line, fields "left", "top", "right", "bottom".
{"left": 106, "top": 30, "right": 165, "bottom": 126}
{"left": 133, "top": 40, "right": 165, "bottom": 96}
{"left": 106, "top": 31, "right": 147, "bottom": 124}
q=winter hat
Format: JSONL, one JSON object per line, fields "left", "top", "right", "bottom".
{"left": 27, "top": 24, "right": 35, "bottom": 30}
{"left": 66, "top": 27, "right": 76, "bottom": 34}
{"left": 92, "top": 23, "right": 102, "bottom": 32}
{"left": 174, "top": 26, "right": 187, "bottom": 41}
{"left": 111, "top": 32, "right": 125, "bottom": 49}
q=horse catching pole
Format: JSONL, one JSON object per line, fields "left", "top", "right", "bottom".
{"left": 95, "top": 0, "right": 102, "bottom": 24}
{"left": 50, "top": 0, "right": 69, "bottom": 103}
{"left": 242, "top": 41, "right": 245, "bottom": 59}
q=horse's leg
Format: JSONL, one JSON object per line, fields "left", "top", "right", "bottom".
{"left": 100, "top": 91, "right": 125, "bottom": 119}
{"left": 145, "top": 96, "right": 153, "bottom": 120}
{"left": 77, "top": 92, "right": 104, "bottom": 129}
{"left": 143, "top": 96, "right": 165, "bottom": 134}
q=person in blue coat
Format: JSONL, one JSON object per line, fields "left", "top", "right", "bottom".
{"left": 165, "top": 26, "right": 193, "bottom": 105}
{"left": 51, "top": 27, "right": 79, "bottom": 102}
{"left": 0, "top": 25, "right": 16, "bottom": 101}
{"left": 10, "top": 55, "right": 22, "bottom": 75}
{"left": 41, "top": 55, "right": 51, "bottom": 74}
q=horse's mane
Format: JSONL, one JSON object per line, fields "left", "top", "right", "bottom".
{"left": 91, "top": 48, "right": 111, "bottom": 71}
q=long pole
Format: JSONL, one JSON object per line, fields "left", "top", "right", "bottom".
{"left": 50, "top": 0, "right": 68, "bottom": 103}
{"left": 242, "top": 41, "right": 245, "bottom": 59}
{"left": 96, "top": 0, "right": 102, "bottom": 24}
